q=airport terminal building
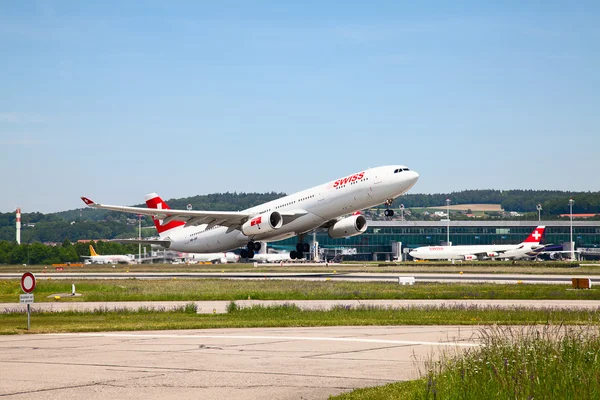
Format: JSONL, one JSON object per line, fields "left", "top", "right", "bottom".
{"left": 273, "top": 220, "right": 600, "bottom": 261}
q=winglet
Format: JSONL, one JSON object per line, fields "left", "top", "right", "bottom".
{"left": 81, "top": 197, "right": 95, "bottom": 206}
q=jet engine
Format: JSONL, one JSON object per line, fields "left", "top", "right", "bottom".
{"left": 241, "top": 211, "right": 283, "bottom": 236}
{"left": 486, "top": 252, "right": 499, "bottom": 258}
{"left": 463, "top": 254, "right": 478, "bottom": 261}
{"left": 328, "top": 215, "right": 368, "bottom": 239}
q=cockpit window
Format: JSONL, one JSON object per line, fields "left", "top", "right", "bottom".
{"left": 394, "top": 169, "right": 403, "bottom": 173}
{"left": 403, "top": 168, "right": 410, "bottom": 171}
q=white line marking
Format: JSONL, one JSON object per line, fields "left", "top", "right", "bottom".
{"left": 48, "top": 332, "right": 480, "bottom": 347}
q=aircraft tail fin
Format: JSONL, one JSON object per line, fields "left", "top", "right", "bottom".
{"left": 523, "top": 226, "right": 545, "bottom": 244}
{"left": 89, "top": 245, "right": 99, "bottom": 257}
{"left": 144, "top": 193, "right": 186, "bottom": 238}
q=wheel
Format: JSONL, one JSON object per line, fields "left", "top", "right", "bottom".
{"left": 296, "top": 251, "right": 303, "bottom": 260}
{"left": 290, "top": 251, "right": 298, "bottom": 259}
{"left": 247, "top": 241, "right": 254, "bottom": 250}
{"left": 296, "top": 243, "right": 304, "bottom": 252}
{"left": 388, "top": 210, "right": 394, "bottom": 216}
{"left": 302, "top": 243, "right": 310, "bottom": 252}
{"left": 253, "top": 242, "right": 261, "bottom": 252}
{"left": 241, "top": 249, "right": 248, "bottom": 258}
{"left": 247, "top": 250, "right": 255, "bottom": 258}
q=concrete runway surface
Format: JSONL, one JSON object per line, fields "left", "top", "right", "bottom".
{"left": 0, "top": 326, "right": 480, "bottom": 400}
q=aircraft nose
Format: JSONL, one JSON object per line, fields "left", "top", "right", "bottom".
{"left": 407, "top": 170, "right": 419, "bottom": 187}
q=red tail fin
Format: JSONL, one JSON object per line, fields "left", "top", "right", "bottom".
{"left": 144, "top": 193, "right": 185, "bottom": 235}
{"left": 523, "top": 226, "right": 545, "bottom": 243}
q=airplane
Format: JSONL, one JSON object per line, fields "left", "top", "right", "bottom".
{"left": 80, "top": 165, "right": 419, "bottom": 259}
{"left": 409, "top": 226, "right": 546, "bottom": 261}
{"left": 185, "top": 252, "right": 240, "bottom": 264}
{"left": 82, "top": 245, "right": 134, "bottom": 264}
{"left": 250, "top": 252, "right": 292, "bottom": 263}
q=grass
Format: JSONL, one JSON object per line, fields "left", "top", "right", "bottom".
{"left": 1, "top": 304, "right": 599, "bottom": 334}
{"left": 332, "top": 324, "right": 600, "bottom": 399}
{"left": 2, "top": 279, "right": 600, "bottom": 302}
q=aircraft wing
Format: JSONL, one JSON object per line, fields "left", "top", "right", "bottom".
{"left": 81, "top": 197, "right": 250, "bottom": 228}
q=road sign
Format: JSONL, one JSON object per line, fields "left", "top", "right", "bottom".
{"left": 20, "top": 293, "right": 34, "bottom": 304}
{"left": 21, "top": 272, "right": 36, "bottom": 293}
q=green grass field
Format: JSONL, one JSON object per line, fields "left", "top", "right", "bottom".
{"left": 2, "top": 279, "right": 600, "bottom": 303}
{"left": 1, "top": 304, "right": 599, "bottom": 334}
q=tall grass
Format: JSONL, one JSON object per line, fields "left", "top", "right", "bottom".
{"left": 333, "top": 324, "right": 600, "bottom": 399}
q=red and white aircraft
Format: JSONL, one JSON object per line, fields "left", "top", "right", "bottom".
{"left": 81, "top": 166, "right": 419, "bottom": 259}
{"left": 409, "top": 226, "right": 546, "bottom": 261}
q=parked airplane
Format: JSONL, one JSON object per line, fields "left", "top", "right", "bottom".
{"left": 409, "top": 226, "right": 546, "bottom": 261}
{"left": 186, "top": 252, "right": 240, "bottom": 264}
{"left": 81, "top": 165, "right": 419, "bottom": 259}
{"left": 250, "top": 252, "right": 292, "bottom": 263}
{"left": 82, "top": 245, "right": 134, "bottom": 264}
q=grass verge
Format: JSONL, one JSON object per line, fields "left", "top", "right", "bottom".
{"left": 332, "top": 324, "right": 600, "bottom": 399}
{"left": 2, "top": 279, "right": 600, "bottom": 303}
{"left": 1, "top": 304, "right": 599, "bottom": 334}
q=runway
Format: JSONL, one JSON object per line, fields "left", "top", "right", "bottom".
{"left": 1, "top": 271, "right": 598, "bottom": 284}
{"left": 0, "top": 326, "right": 479, "bottom": 400}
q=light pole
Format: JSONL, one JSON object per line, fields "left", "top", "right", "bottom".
{"left": 569, "top": 199, "right": 574, "bottom": 261}
{"left": 399, "top": 204, "right": 405, "bottom": 221}
{"left": 446, "top": 198, "right": 451, "bottom": 246}
{"left": 536, "top": 204, "right": 542, "bottom": 222}
{"left": 138, "top": 214, "right": 142, "bottom": 263}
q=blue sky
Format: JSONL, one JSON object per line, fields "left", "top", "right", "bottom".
{"left": 1, "top": 1, "right": 599, "bottom": 213}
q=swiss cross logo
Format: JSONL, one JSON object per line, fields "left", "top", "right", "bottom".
{"left": 250, "top": 216, "right": 262, "bottom": 226}
{"left": 532, "top": 230, "right": 541, "bottom": 241}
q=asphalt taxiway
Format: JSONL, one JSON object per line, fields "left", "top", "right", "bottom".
{"left": 0, "top": 325, "right": 480, "bottom": 400}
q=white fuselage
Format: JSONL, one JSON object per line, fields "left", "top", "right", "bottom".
{"left": 163, "top": 166, "right": 419, "bottom": 253}
{"left": 250, "top": 253, "right": 292, "bottom": 263}
{"left": 186, "top": 252, "right": 240, "bottom": 263}
{"left": 409, "top": 243, "right": 540, "bottom": 261}
{"left": 87, "top": 255, "right": 134, "bottom": 264}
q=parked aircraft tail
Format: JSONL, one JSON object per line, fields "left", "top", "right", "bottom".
{"left": 89, "top": 245, "right": 99, "bottom": 257}
{"left": 522, "top": 226, "right": 545, "bottom": 244}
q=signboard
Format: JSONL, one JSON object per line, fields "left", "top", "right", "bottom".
{"left": 20, "top": 272, "right": 36, "bottom": 330}
{"left": 20, "top": 293, "right": 34, "bottom": 304}
{"left": 21, "top": 272, "right": 36, "bottom": 293}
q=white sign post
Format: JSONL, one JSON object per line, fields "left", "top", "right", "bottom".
{"left": 20, "top": 272, "right": 36, "bottom": 331}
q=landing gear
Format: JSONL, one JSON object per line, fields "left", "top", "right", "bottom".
{"left": 384, "top": 198, "right": 394, "bottom": 217}
{"left": 291, "top": 238, "right": 309, "bottom": 260}
{"left": 241, "top": 241, "right": 260, "bottom": 259}
{"left": 247, "top": 241, "right": 261, "bottom": 252}
{"left": 240, "top": 249, "right": 255, "bottom": 259}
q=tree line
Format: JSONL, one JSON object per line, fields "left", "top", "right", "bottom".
{"left": 0, "top": 240, "right": 146, "bottom": 265}
{"left": 393, "top": 189, "right": 600, "bottom": 214}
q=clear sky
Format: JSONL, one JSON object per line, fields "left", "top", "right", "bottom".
{"left": 1, "top": 1, "right": 599, "bottom": 213}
